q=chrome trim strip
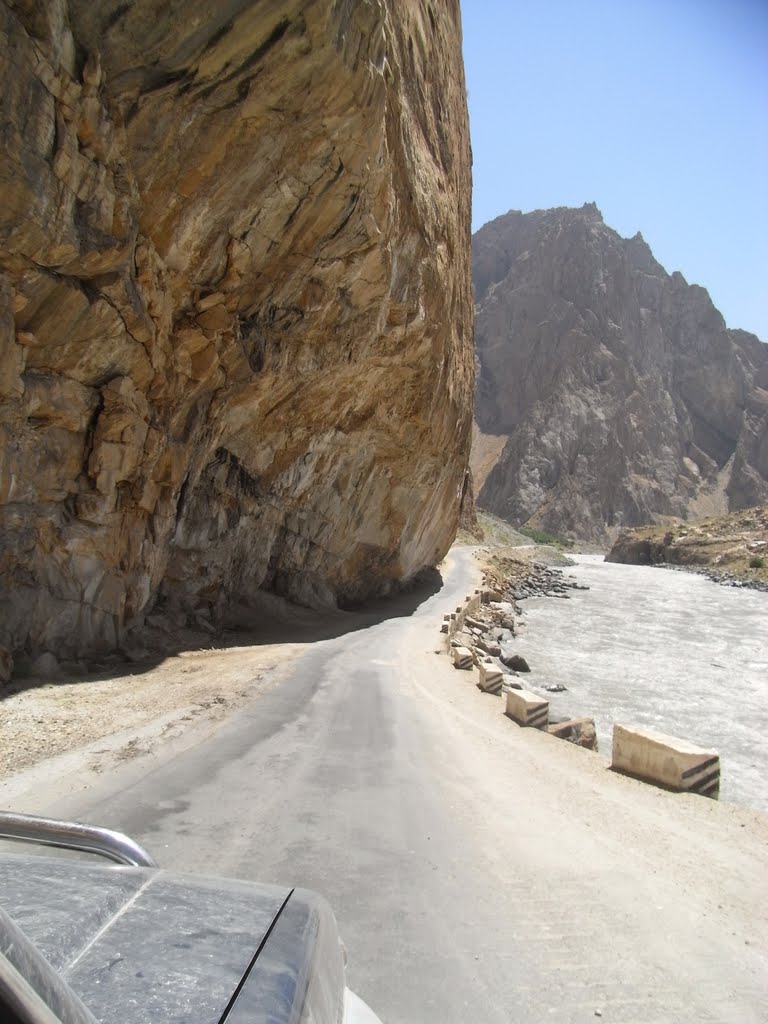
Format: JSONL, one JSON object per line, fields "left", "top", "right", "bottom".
{"left": 0, "top": 812, "right": 157, "bottom": 867}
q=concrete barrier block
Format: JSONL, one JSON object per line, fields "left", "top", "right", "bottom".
{"left": 451, "top": 646, "right": 473, "bottom": 670}
{"left": 504, "top": 689, "right": 549, "bottom": 730}
{"left": 478, "top": 658, "right": 503, "bottom": 694}
{"left": 612, "top": 724, "right": 720, "bottom": 798}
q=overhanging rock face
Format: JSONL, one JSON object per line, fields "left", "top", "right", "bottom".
{"left": 0, "top": 0, "right": 474, "bottom": 663}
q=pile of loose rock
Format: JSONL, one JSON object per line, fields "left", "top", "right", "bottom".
{"left": 441, "top": 558, "right": 597, "bottom": 751}
{"left": 448, "top": 604, "right": 529, "bottom": 683}
{"left": 483, "top": 557, "right": 590, "bottom": 604}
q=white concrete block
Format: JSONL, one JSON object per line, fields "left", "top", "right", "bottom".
{"left": 504, "top": 688, "right": 549, "bottom": 730}
{"left": 612, "top": 724, "right": 720, "bottom": 798}
{"left": 451, "top": 646, "right": 473, "bottom": 670}
{"left": 478, "top": 658, "right": 503, "bottom": 694}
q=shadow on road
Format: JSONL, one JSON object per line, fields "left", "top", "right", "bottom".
{"left": 3, "top": 568, "right": 444, "bottom": 698}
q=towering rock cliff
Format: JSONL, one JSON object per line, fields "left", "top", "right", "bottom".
{"left": 473, "top": 204, "right": 768, "bottom": 542}
{"left": 0, "top": 0, "right": 474, "bottom": 671}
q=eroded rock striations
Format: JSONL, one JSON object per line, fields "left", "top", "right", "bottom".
{"left": 473, "top": 204, "right": 768, "bottom": 543}
{"left": 0, "top": 0, "right": 473, "bottom": 671}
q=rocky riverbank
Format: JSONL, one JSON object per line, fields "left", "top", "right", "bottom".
{"left": 443, "top": 549, "right": 598, "bottom": 751}
{"left": 655, "top": 562, "right": 768, "bottom": 593}
{"left": 606, "top": 504, "right": 768, "bottom": 592}
{"left": 483, "top": 553, "right": 588, "bottom": 604}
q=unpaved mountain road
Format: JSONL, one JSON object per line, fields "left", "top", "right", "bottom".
{"left": 2, "top": 548, "right": 767, "bottom": 1023}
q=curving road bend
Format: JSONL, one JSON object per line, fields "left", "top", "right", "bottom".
{"left": 5, "top": 548, "right": 768, "bottom": 1023}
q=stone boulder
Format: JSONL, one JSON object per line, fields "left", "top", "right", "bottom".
{"left": 548, "top": 717, "right": 598, "bottom": 751}
{"left": 500, "top": 650, "right": 530, "bottom": 673}
{"left": 30, "top": 651, "right": 61, "bottom": 678}
{"left": 0, "top": 645, "right": 12, "bottom": 685}
{"left": 474, "top": 637, "right": 502, "bottom": 658}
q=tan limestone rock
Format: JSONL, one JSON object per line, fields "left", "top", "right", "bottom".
{"left": 548, "top": 717, "right": 598, "bottom": 751}
{"left": 0, "top": 0, "right": 473, "bottom": 664}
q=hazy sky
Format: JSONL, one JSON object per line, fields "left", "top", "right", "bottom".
{"left": 462, "top": 0, "right": 768, "bottom": 340}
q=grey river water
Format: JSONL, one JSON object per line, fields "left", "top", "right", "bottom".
{"left": 513, "top": 554, "right": 768, "bottom": 813}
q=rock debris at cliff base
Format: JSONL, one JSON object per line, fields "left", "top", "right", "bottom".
{"left": 0, "top": 0, "right": 474, "bottom": 673}
{"left": 442, "top": 548, "right": 598, "bottom": 751}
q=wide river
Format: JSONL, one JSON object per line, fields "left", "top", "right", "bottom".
{"left": 513, "top": 554, "right": 768, "bottom": 813}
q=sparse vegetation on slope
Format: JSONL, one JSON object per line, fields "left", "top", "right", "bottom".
{"left": 517, "top": 525, "right": 574, "bottom": 548}
{"left": 606, "top": 505, "right": 768, "bottom": 587}
{"left": 455, "top": 509, "right": 533, "bottom": 547}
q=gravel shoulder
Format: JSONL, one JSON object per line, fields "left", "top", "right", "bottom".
{"left": 0, "top": 643, "right": 295, "bottom": 781}
{"left": 0, "top": 590, "right": 373, "bottom": 784}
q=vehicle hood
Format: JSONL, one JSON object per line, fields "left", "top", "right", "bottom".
{"left": 0, "top": 852, "right": 290, "bottom": 1024}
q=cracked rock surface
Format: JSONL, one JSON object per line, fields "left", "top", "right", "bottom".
{"left": 0, "top": 0, "right": 473, "bottom": 667}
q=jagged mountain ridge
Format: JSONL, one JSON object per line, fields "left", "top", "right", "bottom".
{"left": 472, "top": 203, "right": 768, "bottom": 542}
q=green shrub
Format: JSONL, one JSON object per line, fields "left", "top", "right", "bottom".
{"left": 518, "top": 526, "right": 572, "bottom": 548}
{"left": 748, "top": 555, "right": 765, "bottom": 569}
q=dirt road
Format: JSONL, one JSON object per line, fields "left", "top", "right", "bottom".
{"left": 2, "top": 548, "right": 767, "bottom": 1023}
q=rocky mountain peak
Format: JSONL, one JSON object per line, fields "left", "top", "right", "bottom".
{"left": 581, "top": 201, "right": 603, "bottom": 219}
{"left": 472, "top": 205, "right": 768, "bottom": 543}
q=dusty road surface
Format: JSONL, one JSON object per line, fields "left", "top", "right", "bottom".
{"left": 2, "top": 548, "right": 767, "bottom": 1024}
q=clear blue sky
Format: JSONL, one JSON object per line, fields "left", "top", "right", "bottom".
{"left": 462, "top": 0, "right": 768, "bottom": 340}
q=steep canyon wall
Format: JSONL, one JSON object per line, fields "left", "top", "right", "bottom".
{"left": 0, "top": 0, "right": 474, "bottom": 669}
